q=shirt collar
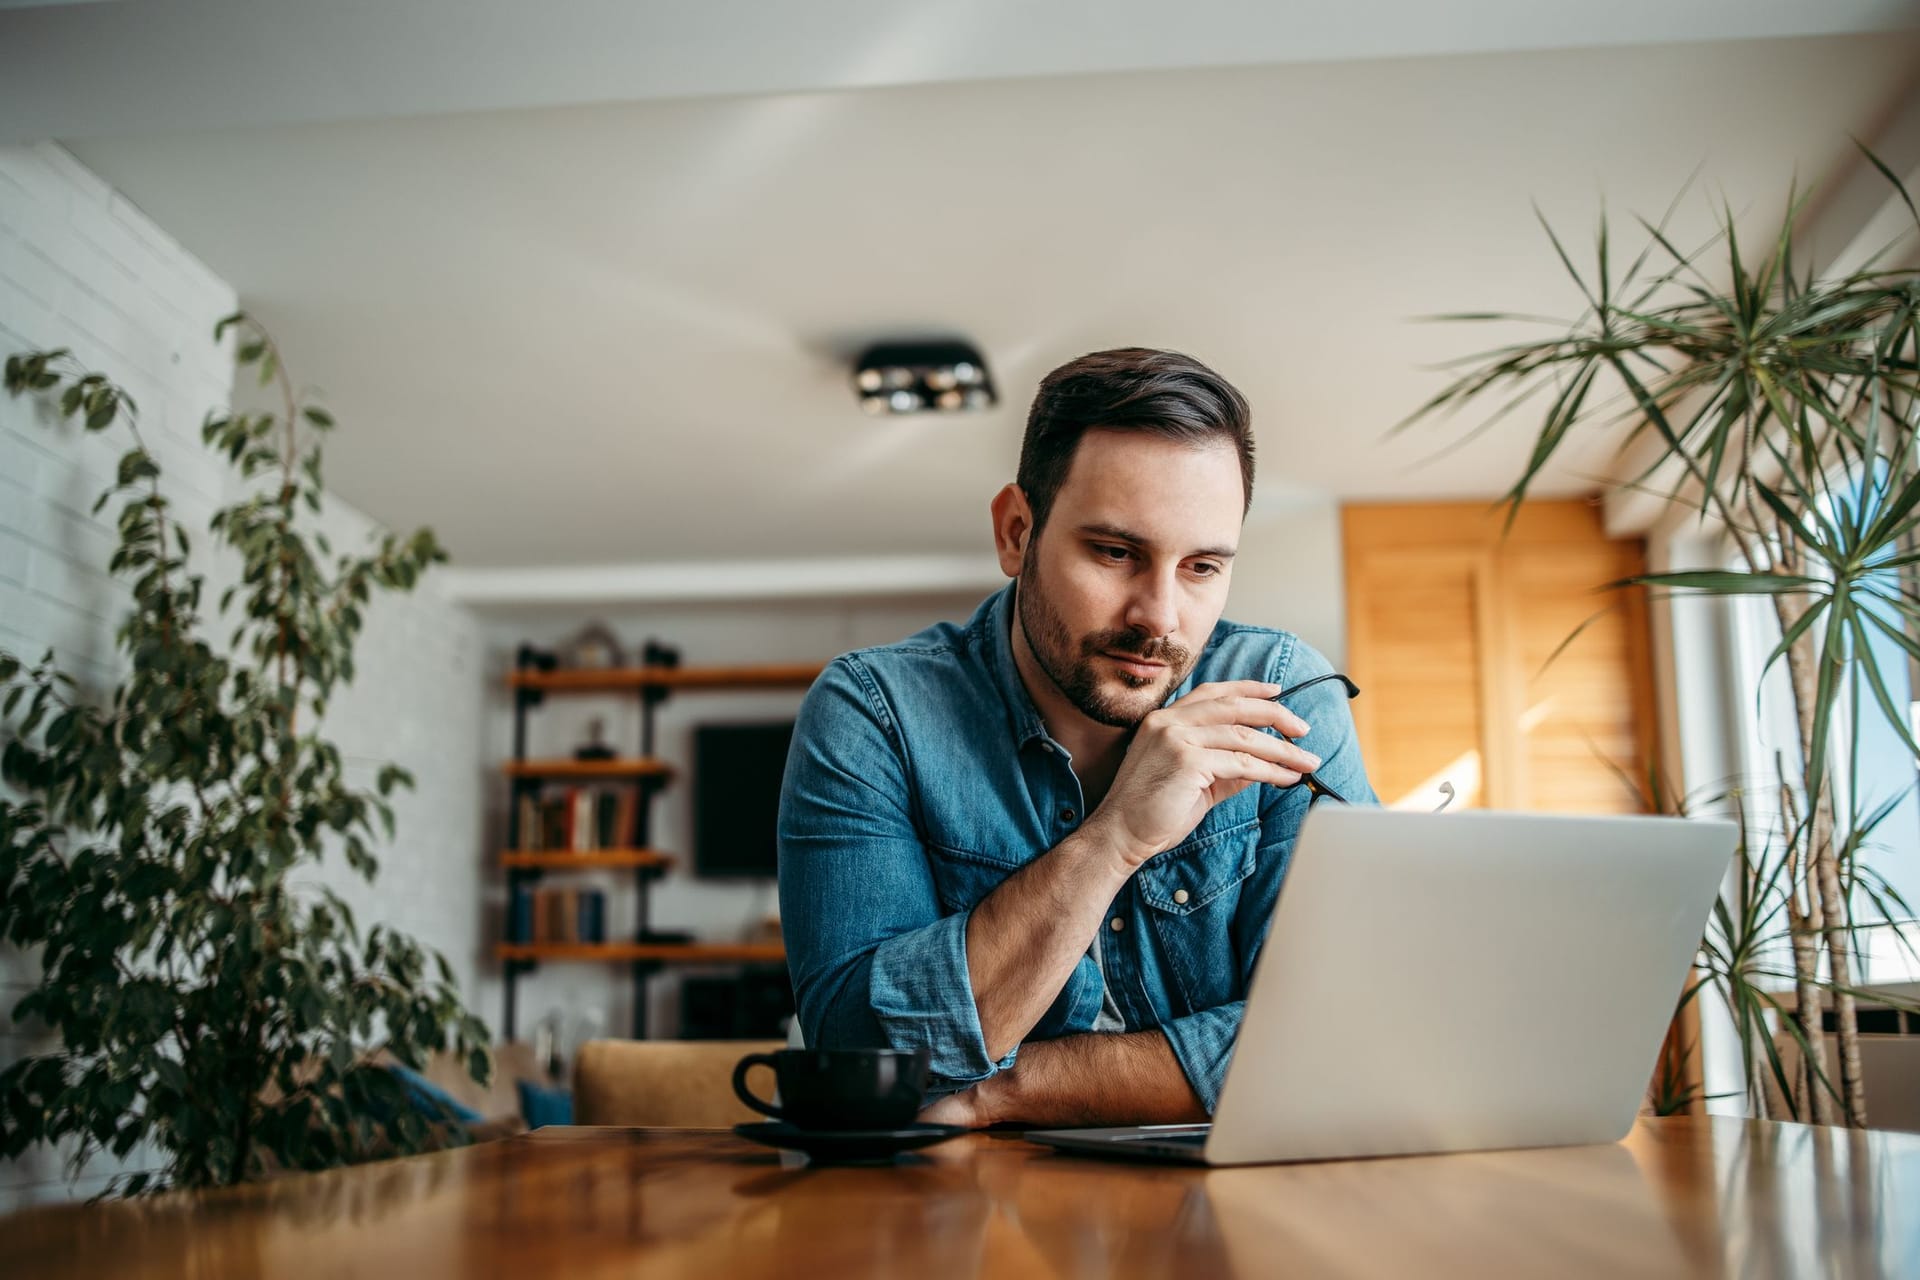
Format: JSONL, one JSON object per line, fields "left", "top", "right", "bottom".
{"left": 979, "top": 582, "right": 1054, "bottom": 751}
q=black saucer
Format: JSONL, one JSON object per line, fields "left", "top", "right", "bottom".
{"left": 733, "top": 1121, "right": 969, "bottom": 1163}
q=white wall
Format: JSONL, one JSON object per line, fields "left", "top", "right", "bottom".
{"left": 0, "top": 143, "right": 487, "bottom": 1207}
{"left": 1231, "top": 497, "right": 1347, "bottom": 666}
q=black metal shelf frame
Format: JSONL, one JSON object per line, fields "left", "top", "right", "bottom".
{"left": 501, "top": 642, "right": 679, "bottom": 1039}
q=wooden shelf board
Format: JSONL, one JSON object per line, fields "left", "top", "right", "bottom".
{"left": 507, "top": 663, "right": 824, "bottom": 694}
{"left": 502, "top": 758, "right": 673, "bottom": 780}
{"left": 496, "top": 942, "right": 786, "bottom": 964}
{"left": 501, "top": 850, "right": 674, "bottom": 870}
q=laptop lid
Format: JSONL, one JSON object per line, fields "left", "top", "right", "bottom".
{"left": 1203, "top": 807, "right": 1733, "bottom": 1165}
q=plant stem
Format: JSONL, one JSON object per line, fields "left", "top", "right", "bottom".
{"left": 1815, "top": 842, "right": 1868, "bottom": 1124}
{"left": 1775, "top": 594, "right": 1837, "bottom": 1125}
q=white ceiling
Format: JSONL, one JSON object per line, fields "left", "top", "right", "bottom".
{"left": 5, "top": 0, "right": 1913, "bottom": 141}
{"left": 7, "top": 3, "right": 1920, "bottom": 572}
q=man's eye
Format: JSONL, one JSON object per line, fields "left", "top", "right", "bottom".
{"left": 1094, "top": 545, "right": 1132, "bottom": 562}
{"left": 1190, "top": 561, "right": 1222, "bottom": 577}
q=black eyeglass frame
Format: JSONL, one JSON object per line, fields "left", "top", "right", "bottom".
{"left": 1270, "top": 673, "right": 1361, "bottom": 804}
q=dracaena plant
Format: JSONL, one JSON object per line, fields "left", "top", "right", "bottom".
{"left": 0, "top": 315, "right": 490, "bottom": 1194}
{"left": 1402, "top": 150, "right": 1920, "bottom": 1127}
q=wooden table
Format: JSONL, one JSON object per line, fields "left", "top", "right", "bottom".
{"left": 5, "top": 1117, "right": 1918, "bottom": 1277}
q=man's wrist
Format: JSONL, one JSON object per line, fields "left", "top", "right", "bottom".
{"left": 977, "top": 1058, "right": 1017, "bottom": 1126}
{"left": 1071, "top": 813, "right": 1151, "bottom": 879}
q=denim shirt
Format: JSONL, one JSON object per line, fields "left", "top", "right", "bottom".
{"left": 776, "top": 584, "right": 1377, "bottom": 1111}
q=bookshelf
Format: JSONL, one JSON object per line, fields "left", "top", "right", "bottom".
{"left": 506, "top": 663, "right": 825, "bottom": 693}
{"left": 501, "top": 850, "right": 673, "bottom": 871}
{"left": 497, "top": 942, "right": 789, "bottom": 964}
{"left": 498, "top": 645, "right": 821, "bottom": 1039}
{"left": 502, "top": 758, "right": 674, "bottom": 781}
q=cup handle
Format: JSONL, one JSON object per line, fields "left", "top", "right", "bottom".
{"left": 732, "top": 1053, "right": 784, "bottom": 1121}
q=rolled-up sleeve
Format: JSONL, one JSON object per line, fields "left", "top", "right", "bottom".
{"left": 778, "top": 657, "right": 1015, "bottom": 1093}
{"left": 1160, "top": 638, "right": 1380, "bottom": 1112}
{"left": 1160, "top": 1002, "right": 1245, "bottom": 1112}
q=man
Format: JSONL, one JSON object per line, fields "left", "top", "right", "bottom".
{"left": 777, "top": 347, "right": 1376, "bottom": 1127}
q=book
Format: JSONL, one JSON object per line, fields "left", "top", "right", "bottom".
{"left": 534, "top": 886, "right": 582, "bottom": 943}
{"left": 517, "top": 784, "right": 646, "bottom": 853}
{"left": 571, "top": 789, "right": 593, "bottom": 853}
{"left": 537, "top": 796, "right": 568, "bottom": 851}
{"left": 577, "top": 889, "right": 606, "bottom": 943}
{"left": 594, "top": 791, "right": 619, "bottom": 849}
{"left": 515, "top": 794, "right": 539, "bottom": 851}
{"left": 508, "top": 883, "right": 534, "bottom": 942}
{"left": 613, "top": 789, "right": 636, "bottom": 849}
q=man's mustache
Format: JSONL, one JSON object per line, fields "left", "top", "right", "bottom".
{"left": 1081, "top": 630, "right": 1191, "bottom": 667}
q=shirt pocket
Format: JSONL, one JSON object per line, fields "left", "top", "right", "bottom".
{"left": 1135, "top": 818, "right": 1260, "bottom": 1011}
{"left": 927, "top": 844, "right": 1022, "bottom": 914}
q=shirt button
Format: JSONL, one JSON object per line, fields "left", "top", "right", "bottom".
{"left": 1110, "top": 916, "right": 1125, "bottom": 933}
{"left": 1058, "top": 807, "right": 1076, "bottom": 824}
{"left": 1173, "top": 889, "right": 1190, "bottom": 905}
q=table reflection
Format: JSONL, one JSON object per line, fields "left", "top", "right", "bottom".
{"left": 5, "top": 1118, "right": 1920, "bottom": 1279}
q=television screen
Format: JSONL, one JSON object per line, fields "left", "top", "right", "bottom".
{"left": 692, "top": 721, "right": 794, "bottom": 878}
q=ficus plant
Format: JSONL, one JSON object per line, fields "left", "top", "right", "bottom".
{"left": 0, "top": 314, "right": 490, "bottom": 1194}
{"left": 1403, "top": 149, "right": 1920, "bottom": 1126}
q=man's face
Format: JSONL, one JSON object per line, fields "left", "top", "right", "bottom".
{"left": 1014, "top": 430, "right": 1244, "bottom": 729}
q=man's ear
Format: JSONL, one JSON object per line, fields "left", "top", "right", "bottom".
{"left": 989, "top": 484, "right": 1033, "bottom": 579}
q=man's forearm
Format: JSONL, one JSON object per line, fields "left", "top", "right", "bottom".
{"left": 965, "top": 823, "right": 1136, "bottom": 1061}
{"left": 977, "top": 1032, "right": 1207, "bottom": 1128}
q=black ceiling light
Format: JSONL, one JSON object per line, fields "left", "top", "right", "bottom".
{"left": 851, "top": 340, "right": 997, "bottom": 416}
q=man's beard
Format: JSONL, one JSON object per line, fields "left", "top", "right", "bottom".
{"left": 1016, "top": 546, "right": 1195, "bottom": 729}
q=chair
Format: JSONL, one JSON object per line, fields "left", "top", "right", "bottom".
{"left": 572, "top": 1038, "right": 786, "bottom": 1127}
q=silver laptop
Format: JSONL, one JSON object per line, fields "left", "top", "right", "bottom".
{"left": 1026, "top": 806, "right": 1734, "bottom": 1165}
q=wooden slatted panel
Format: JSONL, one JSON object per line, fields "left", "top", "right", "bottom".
{"left": 1346, "top": 545, "right": 1493, "bottom": 810}
{"left": 1343, "top": 500, "right": 1654, "bottom": 816}
{"left": 1505, "top": 540, "right": 1654, "bottom": 814}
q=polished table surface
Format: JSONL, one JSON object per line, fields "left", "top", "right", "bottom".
{"left": 5, "top": 1116, "right": 1919, "bottom": 1278}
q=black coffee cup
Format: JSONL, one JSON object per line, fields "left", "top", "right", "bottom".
{"left": 732, "top": 1047, "right": 931, "bottom": 1131}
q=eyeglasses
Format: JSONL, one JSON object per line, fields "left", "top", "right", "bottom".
{"left": 1271, "top": 673, "right": 1455, "bottom": 813}
{"left": 1271, "top": 673, "right": 1362, "bottom": 804}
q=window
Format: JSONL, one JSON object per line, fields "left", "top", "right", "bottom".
{"left": 1720, "top": 480, "right": 1920, "bottom": 985}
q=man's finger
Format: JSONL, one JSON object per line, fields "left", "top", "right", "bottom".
{"left": 1201, "top": 751, "right": 1306, "bottom": 790}
{"left": 1181, "top": 723, "right": 1322, "bottom": 774}
{"left": 1162, "top": 695, "right": 1311, "bottom": 739}
{"left": 1170, "top": 680, "right": 1283, "bottom": 707}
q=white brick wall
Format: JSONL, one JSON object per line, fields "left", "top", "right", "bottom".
{"left": 0, "top": 143, "right": 487, "bottom": 1208}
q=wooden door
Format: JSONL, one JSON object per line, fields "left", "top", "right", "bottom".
{"left": 1342, "top": 501, "right": 1656, "bottom": 815}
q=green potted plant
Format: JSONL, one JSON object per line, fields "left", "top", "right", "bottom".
{"left": 1403, "top": 153, "right": 1920, "bottom": 1126}
{"left": 0, "top": 315, "right": 490, "bottom": 1193}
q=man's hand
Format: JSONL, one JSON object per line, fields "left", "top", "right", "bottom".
{"left": 962, "top": 681, "right": 1313, "bottom": 1061}
{"left": 1085, "top": 680, "right": 1316, "bottom": 866}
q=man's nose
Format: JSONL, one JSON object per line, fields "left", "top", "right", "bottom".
{"left": 1123, "top": 571, "right": 1180, "bottom": 641}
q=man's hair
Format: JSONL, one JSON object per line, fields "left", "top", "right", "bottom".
{"left": 1016, "top": 347, "right": 1254, "bottom": 532}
